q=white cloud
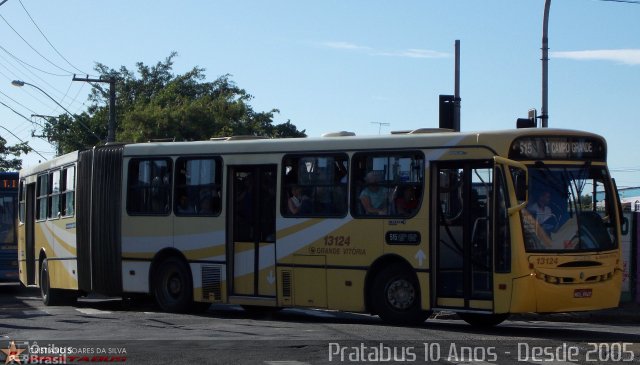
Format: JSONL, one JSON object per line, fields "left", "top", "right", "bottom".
{"left": 321, "top": 41, "right": 448, "bottom": 59}
{"left": 374, "top": 48, "right": 449, "bottom": 59}
{"left": 321, "top": 41, "right": 371, "bottom": 51}
{"left": 552, "top": 49, "right": 640, "bottom": 65}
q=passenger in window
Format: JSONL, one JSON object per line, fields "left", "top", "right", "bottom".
{"left": 198, "top": 196, "right": 213, "bottom": 215}
{"left": 395, "top": 186, "right": 418, "bottom": 215}
{"left": 176, "top": 193, "right": 195, "bottom": 214}
{"left": 288, "top": 185, "right": 310, "bottom": 215}
{"left": 359, "top": 172, "right": 388, "bottom": 215}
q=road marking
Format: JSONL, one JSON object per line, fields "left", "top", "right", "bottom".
{"left": 75, "top": 308, "right": 112, "bottom": 315}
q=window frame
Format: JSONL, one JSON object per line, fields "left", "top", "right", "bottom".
{"left": 281, "top": 153, "right": 349, "bottom": 218}
{"left": 350, "top": 151, "right": 425, "bottom": 219}
{"left": 173, "top": 156, "right": 223, "bottom": 217}
{"left": 35, "top": 173, "right": 49, "bottom": 221}
{"left": 126, "top": 157, "right": 173, "bottom": 216}
{"left": 60, "top": 165, "right": 75, "bottom": 217}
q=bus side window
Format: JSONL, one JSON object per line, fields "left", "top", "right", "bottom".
{"left": 281, "top": 154, "right": 348, "bottom": 217}
{"left": 351, "top": 152, "right": 424, "bottom": 218}
{"left": 36, "top": 174, "right": 49, "bottom": 221}
{"left": 127, "top": 158, "right": 172, "bottom": 215}
{"left": 61, "top": 166, "right": 75, "bottom": 216}
{"left": 174, "top": 157, "right": 222, "bottom": 216}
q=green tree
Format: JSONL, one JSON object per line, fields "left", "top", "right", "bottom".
{"left": 48, "top": 52, "right": 305, "bottom": 154}
{"left": 0, "top": 136, "right": 30, "bottom": 171}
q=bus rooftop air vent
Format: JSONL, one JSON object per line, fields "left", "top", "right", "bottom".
{"left": 407, "top": 128, "right": 455, "bottom": 134}
{"left": 321, "top": 131, "right": 356, "bottom": 137}
{"left": 209, "top": 135, "right": 269, "bottom": 141}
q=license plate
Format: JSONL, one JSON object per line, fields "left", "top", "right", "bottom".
{"left": 574, "top": 288, "right": 592, "bottom": 298}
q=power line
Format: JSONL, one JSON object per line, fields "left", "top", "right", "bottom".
{"left": 0, "top": 89, "right": 37, "bottom": 114}
{"left": 17, "top": 0, "right": 89, "bottom": 75}
{"left": 0, "top": 44, "right": 68, "bottom": 77}
{"left": 0, "top": 98, "right": 38, "bottom": 126}
{"left": 0, "top": 13, "right": 74, "bottom": 75}
{"left": 0, "top": 50, "right": 87, "bottom": 110}
{"left": 0, "top": 124, "right": 47, "bottom": 160}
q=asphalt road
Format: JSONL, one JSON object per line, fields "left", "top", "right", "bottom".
{"left": 1, "top": 283, "right": 639, "bottom": 364}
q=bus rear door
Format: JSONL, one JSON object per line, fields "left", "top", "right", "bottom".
{"left": 228, "top": 165, "right": 277, "bottom": 304}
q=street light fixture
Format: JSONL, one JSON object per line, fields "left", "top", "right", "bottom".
{"left": 11, "top": 80, "right": 102, "bottom": 142}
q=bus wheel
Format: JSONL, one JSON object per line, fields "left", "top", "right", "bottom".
{"left": 40, "top": 259, "right": 53, "bottom": 305}
{"left": 153, "top": 257, "right": 194, "bottom": 313}
{"left": 458, "top": 313, "right": 509, "bottom": 327}
{"left": 40, "top": 260, "right": 58, "bottom": 306}
{"left": 40, "top": 260, "right": 77, "bottom": 306}
{"left": 372, "top": 265, "right": 428, "bottom": 325}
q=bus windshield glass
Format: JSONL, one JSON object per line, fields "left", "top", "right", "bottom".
{"left": 522, "top": 163, "right": 617, "bottom": 252}
{"left": 0, "top": 184, "right": 17, "bottom": 245}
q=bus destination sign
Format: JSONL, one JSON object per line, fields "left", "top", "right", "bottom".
{"left": 0, "top": 179, "right": 18, "bottom": 190}
{"left": 510, "top": 136, "right": 606, "bottom": 161}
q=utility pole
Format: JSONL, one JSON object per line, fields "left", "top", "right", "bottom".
{"left": 453, "top": 40, "right": 461, "bottom": 132}
{"left": 73, "top": 75, "right": 117, "bottom": 143}
{"left": 541, "top": 0, "right": 551, "bottom": 128}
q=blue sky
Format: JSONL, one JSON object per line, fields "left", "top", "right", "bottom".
{"left": 1, "top": 0, "right": 639, "bottom": 186}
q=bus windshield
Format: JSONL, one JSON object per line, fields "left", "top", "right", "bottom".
{"left": 522, "top": 163, "right": 617, "bottom": 252}
{"left": 0, "top": 188, "right": 16, "bottom": 245}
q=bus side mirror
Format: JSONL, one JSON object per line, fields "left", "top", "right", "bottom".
{"left": 494, "top": 156, "right": 528, "bottom": 216}
{"left": 512, "top": 167, "right": 527, "bottom": 204}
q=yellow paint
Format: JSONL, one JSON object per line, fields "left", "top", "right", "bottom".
{"left": 294, "top": 267, "right": 327, "bottom": 308}
{"left": 47, "top": 259, "right": 78, "bottom": 290}
{"left": 468, "top": 300, "right": 493, "bottom": 310}
{"left": 326, "top": 269, "right": 366, "bottom": 312}
{"left": 436, "top": 298, "right": 465, "bottom": 308}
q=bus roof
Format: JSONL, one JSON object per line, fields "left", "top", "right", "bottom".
{"left": 121, "top": 128, "right": 605, "bottom": 158}
{"left": 19, "top": 128, "right": 606, "bottom": 177}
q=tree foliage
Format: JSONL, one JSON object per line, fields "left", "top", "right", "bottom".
{"left": 49, "top": 52, "right": 305, "bottom": 154}
{"left": 0, "top": 137, "right": 31, "bottom": 171}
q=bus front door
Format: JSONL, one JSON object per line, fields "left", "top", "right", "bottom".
{"left": 228, "top": 165, "right": 277, "bottom": 302}
{"left": 433, "top": 161, "right": 494, "bottom": 312}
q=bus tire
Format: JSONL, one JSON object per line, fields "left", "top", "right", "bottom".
{"left": 458, "top": 313, "right": 509, "bottom": 327}
{"left": 153, "top": 257, "right": 194, "bottom": 313}
{"left": 40, "top": 259, "right": 69, "bottom": 306}
{"left": 372, "top": 265, "right": 428, "bottom": 325}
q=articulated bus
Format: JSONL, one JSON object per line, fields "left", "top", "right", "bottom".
{"left": 17, "top": 128, "right": 624, "bottom": 326}
{"left": 0, "top": 171, "right": 19, "bottom": 282}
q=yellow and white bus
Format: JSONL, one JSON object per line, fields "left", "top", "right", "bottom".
{"left": 17, "top": 127, "right": 624, "bottom": 326}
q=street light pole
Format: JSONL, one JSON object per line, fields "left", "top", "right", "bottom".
{"left": 11, "top": 80, "right": 102, "bottom": 142}
{"left": 541, "top": 0, "right": 551, "bottom": 128}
